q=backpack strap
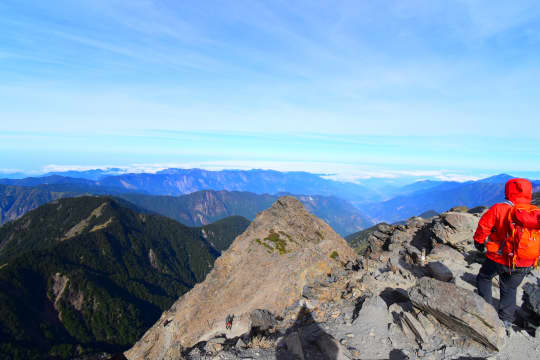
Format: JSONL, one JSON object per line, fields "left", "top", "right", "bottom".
{"left": 504, "top": 204, "right": 517, "bottom": 269}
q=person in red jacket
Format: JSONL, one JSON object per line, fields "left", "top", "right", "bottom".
{"left": 473, "top": 178, "right": 533, "bottom": 329}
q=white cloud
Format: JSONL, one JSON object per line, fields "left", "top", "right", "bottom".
{"left": 0, "top": 168, "right": 24, "bottom": 174}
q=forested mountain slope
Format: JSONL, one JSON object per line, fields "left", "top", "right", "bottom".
{"left": 0, "top": 196, "right": 249, "bottom": 359}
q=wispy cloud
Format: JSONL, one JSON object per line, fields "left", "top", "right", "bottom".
{"left": 0, "top": 168, "right": 24, "bottom": 174}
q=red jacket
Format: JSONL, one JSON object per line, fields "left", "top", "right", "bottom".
{"left": 473, "top": 178, "right": 534, "bottom": 267}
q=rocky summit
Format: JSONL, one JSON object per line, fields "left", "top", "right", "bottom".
{"left": 124, "top": 196, "right": 356, "bottom": 359}
{"left": 125, "top": 199, "right": 540, "bottom": 360}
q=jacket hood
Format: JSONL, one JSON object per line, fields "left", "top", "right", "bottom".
{"left": 505, "top": 178, "right": 532, "bottom": 204}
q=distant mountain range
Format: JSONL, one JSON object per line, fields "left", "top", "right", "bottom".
{"left": 361, "top": 174, "right": 540, "bottom": 223}
{"left": 1, "top": 169, "right": 539, "bottom": 228}
{"left": 0, "top": 184, "right": 373, "bottom": 236}
{"left": 0, "top": 182, "right": 138, "bottom": 224}
{"left": 0, "top": 168, "right": 380, "bottom": 202}
{"left": 0, "top": 196, "right": 249, "bottom": 359}
{"left": 97, "top": 168, "right": 381, "bottom": 202}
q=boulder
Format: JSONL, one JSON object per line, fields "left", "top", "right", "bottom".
{"left": 523, "top": 283, "right": 540, "bottom": 319}
{"left": 427, "top": 212, "right": 479, "bottom": 252}
{"left": 250, "top": 309, "right": 276, "bottom": 331}
{"left": 352, "top": 295, "right": 391, "bottom": 334}
{"left": 372, "top": 230, "right": 389, "bottom": 240}
{"left": 426, "top": 261, "right": 454, "bottom": 282}
{"left": 429, "top": 244, "right": 462, "bottom": 260}
{"left": 408, "top": 277, "right": 505, "bottom": 351}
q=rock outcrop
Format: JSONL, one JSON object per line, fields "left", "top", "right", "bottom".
{"left": 409, "top": 277, "right": 506, "bottom": 351}
{"left": 124, "top": 196, "right": 356, "bottom": 359}
{"left": 423, "top": 210, "right": 481, "bottom": 252}
{"left": 523, "top": 282, "right": 540, "bottom": 321}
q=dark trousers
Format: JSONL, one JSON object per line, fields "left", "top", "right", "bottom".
{"left": 477, "top": 258, "right": 529, "bottom": 322}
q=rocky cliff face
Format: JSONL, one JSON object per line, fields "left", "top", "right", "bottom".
{"left": 124, "top": 196, "right": 356, "bottom": 359}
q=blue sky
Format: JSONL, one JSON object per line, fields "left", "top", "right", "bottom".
{"left": 1, "top": 1, "right": 540, "bottom": 181}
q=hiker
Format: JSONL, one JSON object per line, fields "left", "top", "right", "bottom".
{"left": 225, "top": 314, "right": 234, "bottom": 330}
{"left": 473, "top": 178, "right": 540, "bottom": 330}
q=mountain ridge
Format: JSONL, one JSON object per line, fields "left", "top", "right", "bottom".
{"left": 361, "top": 179, "right": 540, "bottom": 223}
{"left": 0, "top": 196, "right": 249, "bottom": 359}
{"left": 125, "top": 196, "right": 357, "bottom": 359}
{"left": 2, "top": 170, "right": 538, "bottom": 227}
{"left": 0, "top": 187, "right": 372, "bottom": 236}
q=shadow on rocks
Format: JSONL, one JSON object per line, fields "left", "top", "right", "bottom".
{"left": 410, "top": 230, "right": 433, "bottom": 254}
{"left": 380, "top": 287, "right": 410, "bottom": 308}
{"left": 389, "top": 349, "right": 409, "bottom": 360}
{"left": 276, "top": 305, "right": 339, "bottom": 360}
{"left": 460, "top": 272, "right": 478, "bottom": 288}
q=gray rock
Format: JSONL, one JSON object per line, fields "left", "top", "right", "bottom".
{"left": 417, "top": 312, "right": 437, "bottom": 337}
{"left": 468, "top": 206, "right": 488, "bottom": 215}
{"left": 390, "top": 231, "right": 412, "bottom": 245}
{"left": 352, "top": 295, "right": 391, "bottom": 336}
{"left": 250, "top": 309, "right": 276, "bottom": 331}
{"left": 203, "top": 341, "right": 222, "bottom": 354}
{"left": 408, "top": 277, "right": 506, "bottom": 351}
{"left": 406, "top": 217, "right": 427, "bottom": 229}
{"left": 426, "top": 261, "right": 454, "bottom": 282}
{"left": 372, "top": 230, "right": 390, "bottom": 240}
{"left": 523, "top": 283, "right": 540, "bottom": 318}
{"left": 449, "top": 206, "right": 468, "bottom": 213}
{"left": 235, "top": 337, "right": 247, "bottom": 349}
{"left": 302, "top": 285, "right": 315, "bottom": 299}
{"left": 188, "top": 347, "right": 201, "bottom": 357}
{"left": 425, "top": 212, "right": 479, "bottom": 252}
{"left": 376, "top": 223, "right": 393, "bottom": 234}
{"left": 401, "top": 311, "right": 429, "bottom": 343}
{"left": 429, "top": 244, "right": 462, "bottom": 260}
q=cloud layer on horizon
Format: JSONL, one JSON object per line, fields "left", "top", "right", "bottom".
{"left": 0, "top": 161, "right": 498, "bottom": 185}
{"left": 2, "top": 130, "right": 539, "bottom": 183}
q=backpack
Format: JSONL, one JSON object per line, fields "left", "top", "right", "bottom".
{"left": 503, "top": 203, "right": 540, "bottom": 268}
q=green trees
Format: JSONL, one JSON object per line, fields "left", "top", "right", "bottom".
{"left": 0, "top": 196, "right": 249, "bottom": 359}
